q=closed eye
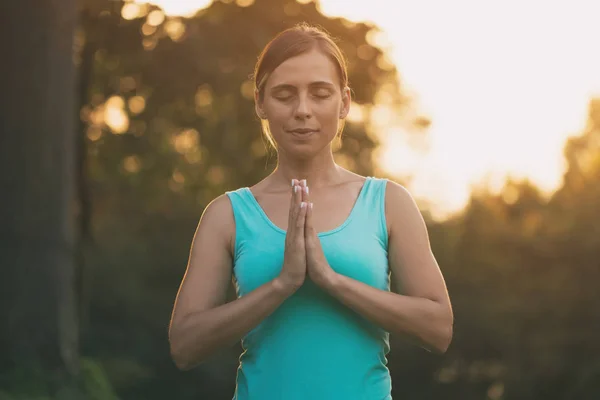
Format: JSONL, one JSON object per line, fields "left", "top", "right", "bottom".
{"left": 273, "top": 90, "right": 332, "bottom": 101}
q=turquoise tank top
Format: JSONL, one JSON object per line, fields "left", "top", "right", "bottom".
{"left": 226, "top": 177, "right": 392, "bottom": 400}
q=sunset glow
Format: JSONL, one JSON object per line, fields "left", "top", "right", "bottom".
{"left": 134, "top": 0, "right": 600, "bottom": 218}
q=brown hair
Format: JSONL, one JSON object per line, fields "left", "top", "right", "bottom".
{"left": 253, "top": 23, "right": 349, "bottom": 148}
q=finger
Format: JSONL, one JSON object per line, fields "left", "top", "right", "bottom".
{"left": 288, "top": 180, "right": 301, "bottom": 239}
{"left": 301, "top": 183, "right": 310, "bottom": 236}
{"left": 304, "top": 199, "right": 315, "bottom": 240}
{"left": 298, "top": 179, "right": 308, "bottom": 204}
{"left": 296, "top": 201, "right": 308, "bottom": 233}
{"left": 301, "top": 180, "right": 310, "bottom": 203}
{"left": 287, "top": 180, "right": 293, "bottom": 230}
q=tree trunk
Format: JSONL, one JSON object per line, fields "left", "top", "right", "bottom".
{"left": 0, "top": 0, "right": 79, "bottom": 389}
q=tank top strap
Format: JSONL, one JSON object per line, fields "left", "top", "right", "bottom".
{"left": 226, "top": 187, "right": 256, "bottom": 227}
{"left": 352, "top": 177, "right": 389, "bottom": 249}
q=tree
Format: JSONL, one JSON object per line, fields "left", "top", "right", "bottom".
{"left": 0, "top": 0, "right": 80, "bottom": 396}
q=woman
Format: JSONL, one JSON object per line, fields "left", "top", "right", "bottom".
{"left": 169, "top": 23, "right": 453, "bottom": 400}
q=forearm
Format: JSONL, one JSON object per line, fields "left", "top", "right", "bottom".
{"left": 170, "top": 277, "right": 297, "bottom": 369}
{"left": 325, "top": 273, "right": 453, "bottom": 353}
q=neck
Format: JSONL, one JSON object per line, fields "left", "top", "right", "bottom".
{"left": 272, "top": 146, "right": 342, "bottom": 189}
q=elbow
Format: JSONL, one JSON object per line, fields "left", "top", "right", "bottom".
{"left": 431, "top": 309, "right": 454, "bottom": 354}
{"left": 418, "top": 304, "right": 453, "bottom": 354}
{"left": 172, "top": 357, "right": 189, "bottom": 371}
{"left": 422, "top": 323, "right": 452, "bottom": 355}
{"left": 169, "top": 329, "right": 203, "bottom": 371}
{"left": 171, "top": 352, "right": 192, "bottom": 371}
{"left": 170, "top": 341, "right": 206, "bottom": 371}
{"left": 170, "top": 339, "right": 193, "bottom": 371}
{"left": 433, "top": 321, "right": 453, "bottom": 354}
{"left": 169, "top": 314, "right": 215, "bottom": 370}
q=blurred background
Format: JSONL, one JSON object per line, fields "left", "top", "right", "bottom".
{"left": 1, "top": 0, "right": 600, "bottom": 399}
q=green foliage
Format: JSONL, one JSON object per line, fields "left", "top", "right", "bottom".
{"left": 81, "top": 0, "right": 408, "bottom": 214}
{"left": 435, "top": 98, "right": 600, "bottom": 398}
{"left": 0, "top": 358, "right": 118, "bottom": 400}
{"left": 79, "top": 358, "right": 121, "bottom": 400}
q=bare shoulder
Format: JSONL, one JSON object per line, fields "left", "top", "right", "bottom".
{"left": 201, "top": 193, "right": 235, "bottom": 227}
{"left": 199, "top": 193, "right": 236, "bottom": 255}
{"left": 384, "top": 180, "right": 425, "bottom": 235}
{"left": 384, "top": 179, "right": 414, "bottom": 204}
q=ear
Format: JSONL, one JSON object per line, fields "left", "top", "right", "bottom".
{"left": 254, "top": 89, "right": 267, "bottom": 120}
{"left": 339, "top": 86, "right": 351, "bottom": 119}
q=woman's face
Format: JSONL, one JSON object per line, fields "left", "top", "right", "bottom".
{"left": 256, "top": 48, "right": 350, "bottom": 158}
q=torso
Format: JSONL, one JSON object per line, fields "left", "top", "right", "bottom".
{"left": 226, "top": 172, "right": 394, "bottom": 399}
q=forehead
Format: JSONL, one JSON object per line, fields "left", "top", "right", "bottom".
{"left": 266, "top": 48, "right": 339, "bottom": 88}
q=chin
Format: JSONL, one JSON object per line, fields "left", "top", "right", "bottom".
{"left": 286, "top": 143, "right": 333, "bottom": 161}
{"left": 283, "top": 146, "right": 316, "bottom": 160}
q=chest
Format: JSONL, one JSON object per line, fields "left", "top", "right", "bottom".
{"left": 233, "top": 229, "right": 390, "bottom": 296}
{"left": 253, "top": 184, "right": 363, "bottom": 234}
{"left": 232, "top": 178, "right": 390, "bottom": 296}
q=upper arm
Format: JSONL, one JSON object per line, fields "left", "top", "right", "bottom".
{"left": 385, "top": 181, "right": 451, "bottom": 307}
{"left": 169, "top": 194, "right": 235, "bottom": 335}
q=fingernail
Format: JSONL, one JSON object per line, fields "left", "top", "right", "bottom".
{"left": 301, "top": 179, "right": 307, "bottom": 186}
{"left": 304, "top": 186, "right": 309, "bottom": 194}
{"left": 294, "top": 185, "right": 298, "bottom": 193}
{"left": 300, "top": 202, "right": 306, "bottom": 208}
{"left": 309, "top": 202, "right": 313, "bottom": 210}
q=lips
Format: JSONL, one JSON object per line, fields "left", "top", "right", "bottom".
{"left": 289, "top": 128, "right": 318, "bottom": 134}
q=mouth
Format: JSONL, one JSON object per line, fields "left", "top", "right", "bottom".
{"left": 288, "top": 128, "right": 319, "bottom": 135}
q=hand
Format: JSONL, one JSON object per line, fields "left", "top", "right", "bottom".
{"left": 276, "top": 179, "right": 309, "bottom": 293}
{"left": 303, "top": 185, "right": 338, "bottom": 290}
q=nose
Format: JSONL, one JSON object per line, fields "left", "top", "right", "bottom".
{"left": 294, "top": 94, "right": 312, "bottom": 120}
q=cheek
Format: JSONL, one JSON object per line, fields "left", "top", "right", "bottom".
{"left": 316, "top": 101, "right": 343, "bottom": 126}
{"left": 263, "top": 102, "right": 292, "bottom": 123}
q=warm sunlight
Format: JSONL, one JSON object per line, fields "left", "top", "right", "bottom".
{"left": 135, "top": 0, "right": 600, "bottom": 218}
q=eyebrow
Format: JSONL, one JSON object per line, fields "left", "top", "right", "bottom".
{"left": 270, "top": 81, "right": 336, "bottom": 91}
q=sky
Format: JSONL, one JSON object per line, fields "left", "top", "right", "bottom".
{"left": 132, "top": 0, "right": 600, "bottom": 218}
